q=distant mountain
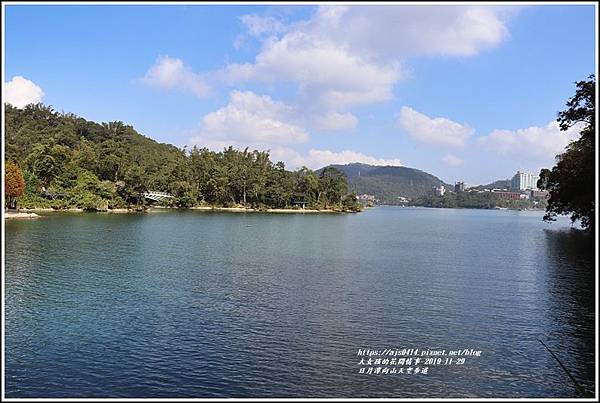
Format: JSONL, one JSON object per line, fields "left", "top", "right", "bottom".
{"left": 471, "top": 179, "right": 511, "bottom": 190}
{"left": 318, "top": 163, "right": 453, "bottom": 203}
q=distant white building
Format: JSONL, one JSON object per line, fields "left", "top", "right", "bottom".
{"left": 530, "top": 190, "right": 549, "bottom": 199}
{"left": 511, "top": 171, "right": 540, "bottom": 191}
{"left": 357, "top": 194, "right": 376, "bottom": 204}
{"left": 432, "top": 185, "right": 446, "bottom": 196}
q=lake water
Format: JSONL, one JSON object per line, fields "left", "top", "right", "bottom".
{"left": 4, "top": 207, "right": 595, "bottom": 398}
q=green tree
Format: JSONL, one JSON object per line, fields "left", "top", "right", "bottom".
{"left": 538, "top": 75, "right": 595, "bottom": 231}
{"left": 342, "top": 192, "right": 362, "bottom": 212}
{"left": 318, "top": 166, "right": 348, "bottom": 207}
{"left": 294, "top": 167, "right": 320, "bottom": 207}
{"left": 25, "top": 142, "right": 72, "bottom": 186}
{"left": 266, "top": 161, "right": 293, "bottom": 208}
{"left": 5, "top": 160, "right": 25, "bottom": 209}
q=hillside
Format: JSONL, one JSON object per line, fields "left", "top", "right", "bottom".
{"left": 4, "top": 104, "right": 359, "bottom": 211}
{"left": 470, "top": 179, "right": 511, "bottom": 190}
{"left": 318, "top": 163, "right": 453, "bottom": 203}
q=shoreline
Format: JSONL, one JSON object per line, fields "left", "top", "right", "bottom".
{"left": 4, "top": 211, "right": 40, "bottom": 219}
{"left": 6, "top": 204, "right": 545, "bottom": 218}
{"left": 176, "top": 206, "right": 349, "bottom": 214}
{"left": 7, "top": 206, "right": 357, "bottom": 216}
{"left": 375, "top": 204, "right": 546, "bottom": 212}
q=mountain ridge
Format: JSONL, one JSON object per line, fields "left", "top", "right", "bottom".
{"left": 317, "top": 163, "right": 454, "bottom": 203}
{"left": 318, "top": 163, "right": 518, "bottom": 203}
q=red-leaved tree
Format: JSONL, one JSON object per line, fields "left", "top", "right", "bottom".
{"left": 5, "top": 160, "right": 25, "bottom": 209}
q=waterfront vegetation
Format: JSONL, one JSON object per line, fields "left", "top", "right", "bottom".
{"left": 538, "top": 75, "right": 595, "bottom": 231}
{"left": 4, "top": 104, "right": 361, "bottom": 212}
{"left": 412, "top": 191, "right": 547, "bottom": 210}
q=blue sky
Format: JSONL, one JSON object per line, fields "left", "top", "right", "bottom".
{"left": 4, "top": 4, "right": 596, "bottom": 185}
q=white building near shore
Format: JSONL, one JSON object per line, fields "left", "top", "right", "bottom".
{"left": 511, "top": 171, "right": 540, "bottom": 191}
{"left": 432, "top": 185, "right": 446, "bottom": 196}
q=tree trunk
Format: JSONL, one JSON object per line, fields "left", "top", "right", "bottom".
{"left": 243, "top": 181, "right": 247, "bottom": 206}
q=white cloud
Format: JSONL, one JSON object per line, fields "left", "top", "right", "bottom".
{"left": 302, "top": 149, "right": 402, "bottom": 169}
{"left": 139, "top": 55, "right": 209, "bottom": 97}
{"left": 187, "top": 90, "right": 400, "bottom": 169}
{"left": 4, "top": 76, "right": 44, "bottom": 108}
{"left": 317, "top": 5, "right": 510, "bottom": 59}
{"left": 261, "top": 147, "right": 403, "bottom": 170}
{"left": 190, "top": 90, "right": 308, "bottom": 147}
{"left": 186, "top": 141, "right": 402, "bottom": 171}
{"left": 398, "top": 106, "right": 474, "bottom": 148}
{"left": 442, "top": 154, "right": 464, "bottom": 167}
{"left": 311, "top": 111, "right": 358, "bottom": 131}
{"left": 241, "top": 14, "right": 286, "bottom": 37}
{"left": 478, "top": 120, "right": 582, "bottom": 161}
{"left": 224, "top": 33, "right": 401, "bottom": 109}
{"left": 234, "top": 14, "right": 288, "bottom": 49}
{"left": 140, "top": 6, "right": 514, "bottom": 140}
{"left": 223, "top": 5, "right": 512, "bottom": 109}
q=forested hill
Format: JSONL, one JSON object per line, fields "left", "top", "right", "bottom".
{"left": 318, "top": 163, "right": 453, "bottom": 203}
{"left": 5, "top": 104, "right": 183, "bottom": 182}
{"left": 471, "top": 179, "right": 511, "bottom": 190}
{"left": 4, "top": 104, "right": 360, "bottom": 211}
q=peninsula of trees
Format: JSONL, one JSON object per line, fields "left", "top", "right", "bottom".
{"left": 4, "top": 104, "right": 361, "bottom": 212}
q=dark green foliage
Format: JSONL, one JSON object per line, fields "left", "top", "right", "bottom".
{"left": 318, "top": 166, "right": 349, "bottom": 207}
{"left": 5, "top": 104, "right": 358, "bottom": 212}
{"left": 538, "top": 75, "right": 595, "bottom": 231}
{"left": 342, "top": 193, "right": 362, "bottom": 212}
{"left": 470, "top": 179, "right": 511, "bottom": 191}
{"left": 414, "top": 191, "right": 545, "bottom": 210}
{"left": 415, "top": 191, "right": 496, "bottom": 209}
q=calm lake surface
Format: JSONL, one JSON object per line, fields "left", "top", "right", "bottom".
{"left": 4, "top": 207, "right": 595, "bottom": 398}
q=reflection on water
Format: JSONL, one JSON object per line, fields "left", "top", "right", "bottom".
{"left": 4, "top": 208, "right": 596, "bottom": 398}
{"left": 542, "top": 228, "right": 595, "bottom": 396}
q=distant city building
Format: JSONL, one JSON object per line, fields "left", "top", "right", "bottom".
{"left": 511, "top": 171, "right": 540, "bottom": 191}
{"left": 397, "top": 196, "right": 410, "bottom": 203}
{"left": 495, "top": 191, "right": 525, "bottom": 200}
{"left": 530, "top": 190, "right": 549, "bottom": 199}
{"left": 356, "top": 194, "right": 376, "bottom": 204}
{"left": 432, "top": 185, "right": 446, "bottom": 196}
{"left": 454, "top": 181, "right": 465, "bottom": 192}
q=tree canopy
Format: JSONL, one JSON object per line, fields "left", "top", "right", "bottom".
{"left": 4, "top": 103, "right": 360, "bottom": 212}
{"left": 538, "top": 75, "right": 595, "bottom": 231}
